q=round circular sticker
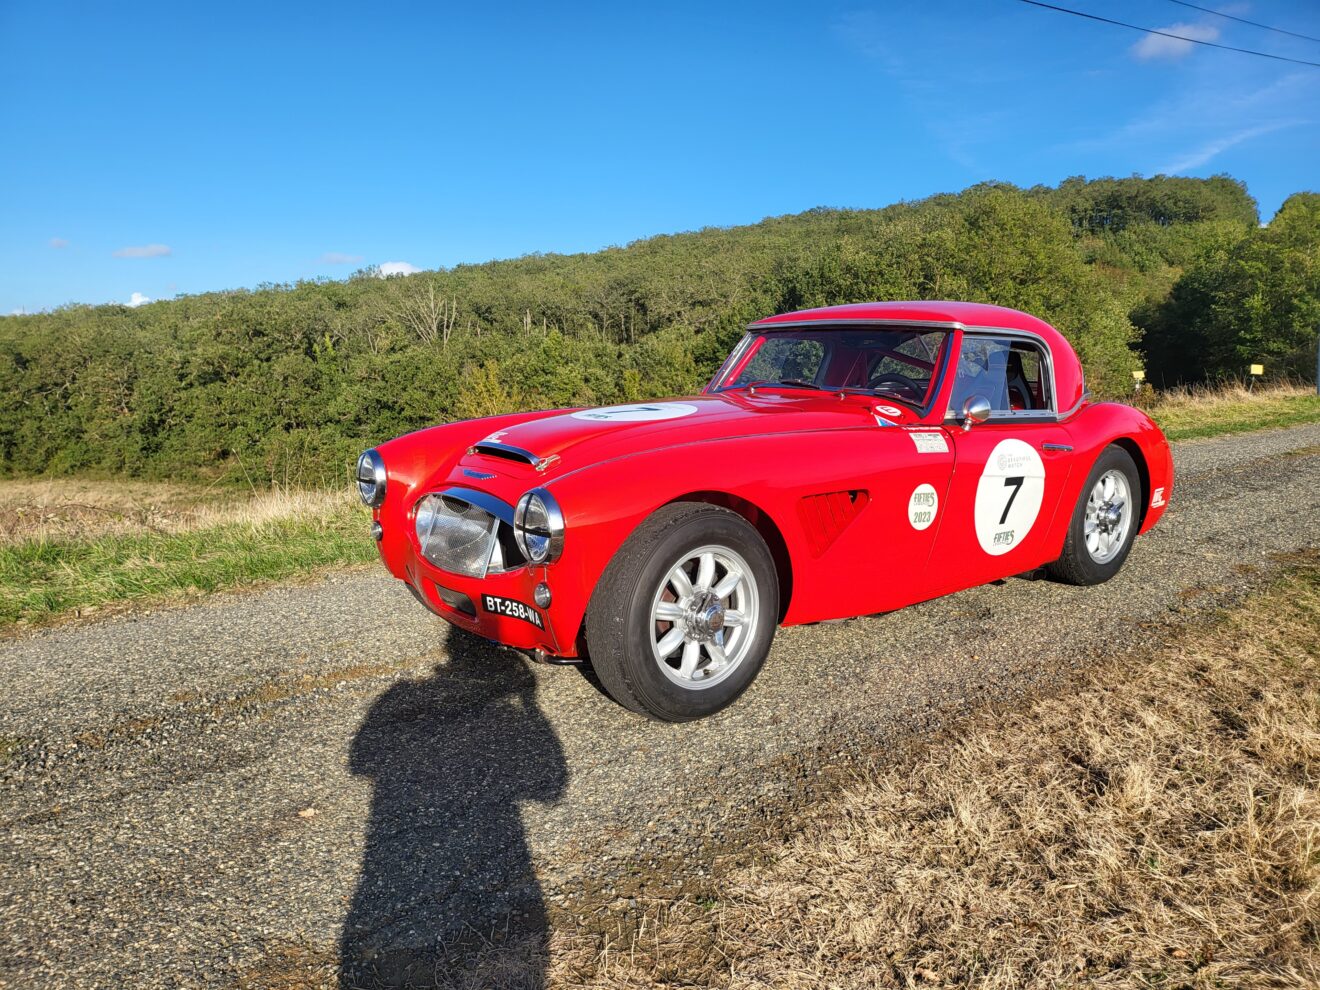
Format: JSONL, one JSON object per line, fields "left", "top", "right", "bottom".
{"left": 908, "top": 483, "right": 938, "bottom": 531}
{"left": 570, "top": 403, "right": 698, "bottom": 423}
{"left": 875, "top": 404, "right": 904, "bottom": 418}
{"left": 973, "top": 439, "right": 1046, "bottom": 555}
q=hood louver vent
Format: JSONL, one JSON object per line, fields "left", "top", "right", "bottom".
{"left": 470, "top": 441, "right": 539, "bottom": 466}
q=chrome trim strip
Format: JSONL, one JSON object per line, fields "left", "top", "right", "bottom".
{"left": 356, "top": 448, "right": 387, "bottom": 507}
{"left": 439, "top": 486, "right": 516, "bottom": 525}
{"left": 723, "top": 320, "right": 958, "bottom": 420}
{"left": 745, "top": 318, "right": 966, "bottom": 331}
{"left": 1057, "top": 389, "right": 1092, "bottom": 421}
{"left": 471, "top": 441, "right": 539, "bottom": 465}
{"left": 514, "top": 487, "right": 565, "bottom": 564}
{"left": 1042, "top": 442, "right": 1074, "bottom": 452}
{"left": 706, "top": 332, "right": 757, "bottom": 392}
{"left": 959, "top": 326, "right": 1059, "bottom": 417}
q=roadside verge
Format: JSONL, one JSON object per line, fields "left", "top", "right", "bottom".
{"left": 453, "top": 552, "right": 1320, "bottom": 988}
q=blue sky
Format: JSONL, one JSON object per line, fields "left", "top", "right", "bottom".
{"left": 1, "top": 0, "right": 1316, "bottom": 314}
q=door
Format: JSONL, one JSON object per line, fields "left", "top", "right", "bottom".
{"left": 926, "top": 333, "right": 1075, "bottom": 595}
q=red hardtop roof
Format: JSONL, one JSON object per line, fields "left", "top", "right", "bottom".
{"left": 751, "top": 300, "right": 1057, "bottom": 335}
{"left": 750, "top": 300, "right": 1086, "bottom": 413}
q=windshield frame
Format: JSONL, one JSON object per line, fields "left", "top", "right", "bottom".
{"left": 708, "top": 320, "right": 959, "bottom": 419}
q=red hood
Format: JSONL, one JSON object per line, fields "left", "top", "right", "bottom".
{"left": 457, "top": 392, "right": 919, "bottom": 479}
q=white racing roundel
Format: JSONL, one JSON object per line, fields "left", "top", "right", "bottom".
{"left": 908, "top": 483, "right": 938, "bottom": 531}
{"left": 570, "top": 403, "right": 698, "bottom": 422}
{"left": 973, "top": 439, "right": 1046, "bottom": 555}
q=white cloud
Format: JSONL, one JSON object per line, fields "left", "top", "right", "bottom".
{"left": 113, "top": 243, "right": 172, "bottom": 259}
{"left": 317, "top": 251, "right": 364, "bottom": 265}
{"left": 1131, "top": 22, "right": 1220, "bottom": 61}
{"left": 1058, "top": 71, "right": 1310, "bottom": 183}
{"left": 49, "top": 237, "right": 69, "bottom": 249}
{"left": 378, "top": 261, "right": 422, "bottom": 277}
{"left": 1157, "top": 121, "right": 1295, "bottom": 173}
{"left": 126, "top": 292, "right": 152, "bottom": 307}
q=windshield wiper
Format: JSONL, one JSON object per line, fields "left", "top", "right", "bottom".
{"left": 870, "top": 390, "right": 921, "bottom": 410}
{"left": 726, "top": 378, "right": 820, "bottom": 392}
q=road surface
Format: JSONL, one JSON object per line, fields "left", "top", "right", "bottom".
{"left": 2, "top": 423, "right": 1319, "bottom": 988}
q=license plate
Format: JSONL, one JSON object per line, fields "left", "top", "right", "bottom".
{"left": 482, "top": 594, "right": 544, "bottom": 629}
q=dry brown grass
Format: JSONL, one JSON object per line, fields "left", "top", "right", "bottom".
{"left": 0, "top": 478, "right": 354, "bottom": 545}
{"left": 239, "top": 562, "right": 1320, "bottom": 990}
{"left": 540, "top": 560, "right": 1320, "bottom": 989}
{"left": 1145, "top": 379, "right": 1315, "bottom": 411}
{"left": 1141, "top": 381, "right": 1320, "bottom": 442}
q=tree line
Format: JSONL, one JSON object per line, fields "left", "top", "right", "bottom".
{"left": 1, "top": 175, "right": 1315, "bottom": 485}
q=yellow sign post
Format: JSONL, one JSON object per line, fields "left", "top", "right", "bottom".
{"left": 1249, "top": 363, "right": 1264, "bottom": 392}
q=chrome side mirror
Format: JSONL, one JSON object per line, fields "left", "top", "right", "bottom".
{"left": 960, "top": 395, "right": 992, "bottom": 432}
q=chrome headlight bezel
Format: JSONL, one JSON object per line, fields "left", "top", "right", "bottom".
{"left": 513, "top": 488, "right": 564, "bottom": 565}
{"left": 356, "top": 448, "right": 387, "bottom": 507}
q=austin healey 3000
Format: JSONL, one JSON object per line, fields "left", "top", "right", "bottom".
{"left": 358, "top": 301, "right": 1172, "bottom": 720}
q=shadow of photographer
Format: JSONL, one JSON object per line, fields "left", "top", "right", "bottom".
{"left": 340, "top": 627, "right": 566, "bottom": 988}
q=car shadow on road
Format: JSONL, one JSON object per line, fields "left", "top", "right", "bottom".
{"left": 339, "top": 626, "right": 567, "bottom": 989}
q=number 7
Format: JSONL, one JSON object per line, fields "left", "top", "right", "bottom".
{"left": 1000, "top": 476, "right": 1024, "bottom": 525}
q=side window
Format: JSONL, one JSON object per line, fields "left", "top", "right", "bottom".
{"left": 737, "top": 338, "right": 825, "bottom": 385}
{"left": 947, "top": 336, "right": 1052, "bottom": 417}
{"left": 1006, "top": 343, "right": 1051, "bottom": 411}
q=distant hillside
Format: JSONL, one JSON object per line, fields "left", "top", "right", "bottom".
{"left": 2, "top": 174, "right": 1313, "bottom": 484}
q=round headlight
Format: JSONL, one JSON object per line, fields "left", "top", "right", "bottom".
{"left": 356, "top": 449, "right": 387, "bottom": 507}
{"left": 514, "top": 488, "right": 564, "bottom": 564}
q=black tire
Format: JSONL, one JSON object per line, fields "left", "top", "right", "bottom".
{"left": 1047, "top": 444, "right": 1142, "bottom": 586}
{"left": 584, "top": 502, "right": 778, "bottom": 721}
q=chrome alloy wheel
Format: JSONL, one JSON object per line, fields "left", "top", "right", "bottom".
{"left": 1084, "top": 468, "right": 1132, "bottom": 565}
{"left": 648, "top": 544, "right": 759, "bottom": 690}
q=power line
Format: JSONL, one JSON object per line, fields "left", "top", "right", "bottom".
{"left": 1016, "top": 0, "right": 1320, "bottom": 67}
{"left": 1164, "top": 0, "right": 1320, "bottom": 46}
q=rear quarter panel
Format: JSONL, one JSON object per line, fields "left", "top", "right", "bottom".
{"left": 1044, "top": 402, "right": 1173, "bottom": 561}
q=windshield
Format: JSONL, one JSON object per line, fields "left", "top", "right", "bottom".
{"left": 716, "top": 327, "right": 951, "bottom": 408}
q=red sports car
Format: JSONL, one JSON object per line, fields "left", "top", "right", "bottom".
{"left": 359, "top": 301, "right": 1173, "bottom": 720}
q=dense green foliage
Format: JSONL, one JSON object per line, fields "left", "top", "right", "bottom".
{"left": 1142, "top": 193, "right": 1320, "bottom": 384}
{"left": 1, "top": 174, "right": 1310, "bottom": 484}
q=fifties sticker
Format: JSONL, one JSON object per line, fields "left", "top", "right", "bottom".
{"left": 908, "top": 483, "right": 939, "bottom": 530}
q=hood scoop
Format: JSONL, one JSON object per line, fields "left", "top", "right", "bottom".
{"left": 469, "top": 440, "right": 559, "bottom": 473}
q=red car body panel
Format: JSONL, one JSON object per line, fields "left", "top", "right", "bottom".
{"left": 370, "top": 302, "right": 1172, "bottom": 658}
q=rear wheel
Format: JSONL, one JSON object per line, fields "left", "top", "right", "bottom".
{"left": 1048, "top": 445, "right": 1141, "bottom": 586}
{"left": 585, "top": 503, "right": 778, "bottom": 721}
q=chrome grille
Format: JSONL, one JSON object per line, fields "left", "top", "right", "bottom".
{"left": 415, "top": 493, "right": 498, "bottom": 578}
{"left": 413, "top": 490, "right": 527, "bottom": 578}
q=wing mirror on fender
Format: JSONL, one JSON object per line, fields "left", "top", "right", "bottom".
{"left": 960, "top": 396, "right": 992, "bottom": 432}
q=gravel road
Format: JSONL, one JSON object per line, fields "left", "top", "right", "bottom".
{"left": 3, "top": 423, "right": 1319, "bottom": 989}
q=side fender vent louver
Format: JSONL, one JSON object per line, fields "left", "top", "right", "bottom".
{"left": 797, "top": 490, "right": 870, "bottom": 558}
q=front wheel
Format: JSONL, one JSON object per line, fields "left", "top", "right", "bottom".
{"left": 1047, "top": 444, "right": 1141, "bottom": 586}
{"left": 585, "top": 503, "right": 778, "bottom": 721}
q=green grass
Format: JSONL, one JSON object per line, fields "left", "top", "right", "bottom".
{"left": 1147, "top": 386, "right": 1320, "bottom": 442}
{"left": 0, "top": 506, "right": 376, "bottom": 628}
{"left": 3, "top": 384, "right": 1318, "bottom": 631}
